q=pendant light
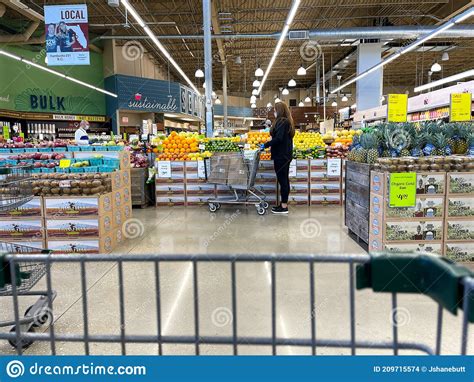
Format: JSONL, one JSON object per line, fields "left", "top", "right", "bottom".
{"left": 331, "top": 101, "right": 337, "bottom": 107}
{"left": 442, "top": 52, "right": 449, "bottom": 61}
{"left": 431, "top": 62, "right": 442, "bottom": 72}
{"left": 195, "top": 68, "right": 204, "bottom": 78}
{"left": 215, "top": 97, "right": 221, "bottom": 105}
{"left": 252, "top": 79, "right": 261, "bottom": 87}
{"left": 212, "top": 91, "right": 217, "bottom": 99}
{"left": 298, "top": 100, "right": 304, "bottom": 107}
{"left": 251, "top": 103, "right": 256, "bottom": 109}
{"left": 288, "top": 78, "right": 296, "bottom": 87}
{"left": 341, "top": 94, "right": 348, "bottom": 102}
{"left": 275, "top": 97, "right": 281, "bottom": 103}
{"left": 250, "top": 95, "right": 257, "bottom": 103}
{"left": 297, "top": 65, "right": 306, "bottom": 76}
{"left": 252, "top": 89, "right": 258, "bottom": 96}
{"left": 282, "top": 87, "right": 289, "bottom": 95}
{"left": 304, "top": 95, "right": 311, "bottom": 103}
{"left": 202, "top": 81, "right": 206, "bottom": 89}
{"left": 255, "top": 65, "right": 264, "bottom": 77}
{"left": 266, "top": 102, "right": 272, "bottom": 108}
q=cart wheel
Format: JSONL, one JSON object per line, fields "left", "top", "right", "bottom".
{"left": 25, "top": 306, "right": 52, "bottom": 328}
{"left": 209, "top": 203, "right": 218, "bottom": 212}
{"left": 257, "top": 207, "right": 266, "bottom": 215}
{"left": 8, "top": 326, "right": 34, "bottom": 350}
{"left": 262, "top": 201, "right": 269, "bottom": 209}
{"left": 215, "top": 203, "right": 221, "bottom": 210}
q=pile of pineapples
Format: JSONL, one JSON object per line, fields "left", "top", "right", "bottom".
{"left": 347, "top": 122, "right": 474, "bottom": 164}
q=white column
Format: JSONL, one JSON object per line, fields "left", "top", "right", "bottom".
{"left": 356, "top": 43, "right": 383, "bottom": 111}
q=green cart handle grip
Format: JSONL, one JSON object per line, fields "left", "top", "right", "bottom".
{"left": 356, "top": 253, "right": 474, "bottom": 323}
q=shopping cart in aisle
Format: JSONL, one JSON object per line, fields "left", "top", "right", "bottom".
{"left": 0, "top": 165, "right": 34, "bottom": 210}
{"left": 0, "top": 252, "right": 471, "bottom": 356}
{"left": 205, "top": 150, "right": 269, "bottom": 215}
{"left": 0, "top": 164, "right": 55, "bottom": 349}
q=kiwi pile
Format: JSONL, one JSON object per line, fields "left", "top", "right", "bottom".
{"left": 375, "top": 156, "right": 474, "bottom": 173}
{"left": 31, "top": 173, "right": 112, "bottom": 196}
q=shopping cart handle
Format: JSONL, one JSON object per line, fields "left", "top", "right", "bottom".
{"left": 356, "top": 253, "right": 474, "bottom": 323}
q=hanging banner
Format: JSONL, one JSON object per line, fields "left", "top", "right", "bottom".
{"left": 387, "top": 94, "right": 408, "bottom": 123}
{"left": 44, "top": 4, "right": 90, "bottom": 66}
{"left": 450, "top": 93, "right": 472, "bottom": 122}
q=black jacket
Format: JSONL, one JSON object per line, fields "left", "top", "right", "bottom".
{"left": 263, "top": 117, "right": 293, "bottom": 161}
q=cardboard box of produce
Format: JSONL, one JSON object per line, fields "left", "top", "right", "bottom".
{"left": 43, "top": 194, "right": 113, "bottom": 218}
{"left": 385, "top": 220, "right": 443, "bottom": 242}
{"left": 155, "top": 184, "right": 185, "bottom": 195}
{"left": 309, "top": 171, "right": 339, "bottom": 183}
{"left": 0, "top": 219, "right": 44, "bottom": 240}
{"left": 447, "top": 172, "right": 474, "bottom": 195}
{"left": 119, "top": 151, "right": 131, "bottom": 169}
{"left": 121, "top": 169, "right": 131, "bottom": 189}
{"left": 368, "top": 213, "right": 383, "bottom": 249}
{"left": 445, "top": 220, "right": 474, "bottom": 241}
{"left": 385, "top": 196, "right": 445, "bottom": 219}
{"left": 122, "top": 201, "right": 133, "bottom": 222}
{"left": 289, "top": 183, "right": 309, "bottom": 195}
{"left": 384, "top": 243, "right": 443, "bottom": 256}
{"left": 111, "top": 171, "right": 122, "bottom": 191}
{"left": 186, "top": 196, "right": 211, "bottom": 206}
{"left": 310, "top": 182, "right": 341, "bottom": 194}
{"left": 414, "top": 173, "right": 445, "bottom": 195}
{"left": 258, "top": 160, "right": 274, "bottom": 170}
{"left": 1, "top": 240, "right": 46, "bottom": 254}
{"left": 287, "top": 195, "right": 309, "bottom": 205}
{"left": 0, "top": 197, "right": 43, "bottom": 218}
{"left": 113, "top": 226, "right": 124, "bottom": 247}
{"left": 46, "top": 218, "right": 101, "bottom": 238}
{"left": 122, "top": 186, "right": 131, "bottom": 205}
{"left": 156, "top": 196, "right": 186, "bottom": 206}
{"left": 112, "top": 209, "right": 123, "bottom": 229}
{"left": 447, "top": 196, "right": 474, "bottom": 218}
{"left": 310, "top": 194, "right": 341, "bottom": 205}
{"left": 370, "top": 193, "right": 384, "bottom": 217}
{"left": 445, "top": 242, "right": 474, "bottom": 262}
{"left": 186, "top": 183, "right": 216, "bottom": 196}
{"left": 47, "top": 234, "right": 114, "bottom": 254}
{"left": 310, "top": 159, "right": 328, "bottom": 171}
{"left": 112, "top": 189, "right": 123, "bottom": 211}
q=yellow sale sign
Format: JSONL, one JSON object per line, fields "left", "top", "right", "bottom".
{"left": 387, "top": 94, "right": 408, "bottom": 123}
{"left": 450, "top": 93, "right": 472, "bottom": 122}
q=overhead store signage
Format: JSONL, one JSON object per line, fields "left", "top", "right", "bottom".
{"left": 52, "top": 114, "right": 106, "bottom": 122}
{"left": 44, "top": 4, "right": 90, "bottom": 66}
{"left": 387, "top": 94, "right": 408, "bottom": 122}
{"left": 450, "top": 93, "right": 472, "bottom": 122}
{"left": 110, "top": 75, "right": 204, "bottom": 120}
{"left": 389, "top": 172, "right": 417, "bottom": 208}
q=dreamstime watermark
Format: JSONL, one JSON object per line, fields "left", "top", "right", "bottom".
{"left": 121, "top": 41, "right": 145, "bottom": 62}
{"left": 211, "top": 307, "right": 233, "bottom": 328}
{"left": 6, "top": 360, "right": 25, "bottom": 378}
{"left": 300, "top": 218, "right": 322, "bottom": 238}
{"left": 299, "top": 40, "right": 322, "bottom": 62}
{"left": 122, "top": 218, "right": 145, "bottom": 239}
{"left": 390, "top": 307, "right": 411, "bottom": 327}
{"left": 25, "top": 48, "right": 47, "bottom": 70}
{"left": 203, "top": 210, "right": 241, "bottom": 247}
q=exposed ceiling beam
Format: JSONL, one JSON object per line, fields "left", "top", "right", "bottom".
{"left": 0, "top": 0, "right": 43, "bottom": 21}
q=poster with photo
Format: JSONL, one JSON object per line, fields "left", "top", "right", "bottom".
{"left": 44, "top": 4, "right": 90, "bottom": 66}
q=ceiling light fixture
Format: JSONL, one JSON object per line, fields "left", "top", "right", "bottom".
{"left": 266, "top": 102, "right": 272, "bottom": 108}
{"left": 203, "top": 82, "right": 206, "bottom": 89}
{"left": 251, "top": 103, "right": 257, "bottom": 109}
{"left": 297, "top": 65, "right": 306, "bottom": 76}
{"left": 298, "top": 100, "right": 304, "bottom": 107}
{"left": 288, "top": 78, "right": 296, "bottom": 87}
{"left": 215, "top": 97, "right": 221, "bottom": 105}
{"left": 255, "top": 65, "right": 264, "bottom": 77}
{"left": 120, "top": 0, "right": 200, "bottom": 95}
{"left": 330, "top": 6, "right": 474, "bottom": 94}
{"left": 304, "top": 95, "right": 311, "bottom": 103}
{"left": 0, "top": 49, "right": 117, "bottom": 97}
{"left": 331, "top": 101, "right": 337, "bottom": 107}
{"left": 257, "top": 0, "right": 301, "bottom": 95}
{"left": 252, "top": 79, "right": 261, "bottom": 87}
{"left": 442, "top": 52, "right": 450, "bottom": 61}
{"left": 250, "top": 95, "right": 257, "bottom": 103}
{"left": 195, "top": 68, "right": 204, "bottom": 78}
{"left": 431, "top": 62, "right": 442, "bottom": 72}
{"left": 414, "top": 68, "right": 474, "bottom": 92}
{"left": 275, "top": 97, "right": 281, "bottom": 103}
{"left": 341, "top": 94, "right": 348, "bottom": 102}
{"left": 252, "top": 89, "right": 258, "bottom": 95}
{"left": 351, "top": 103, "right": 357, "bottom": 109}
{"left": 282, "top": 87, "right": 289, "bottom": 95}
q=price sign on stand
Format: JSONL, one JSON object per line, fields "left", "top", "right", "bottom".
{"left": 389, "top": 172, "right": 417, "bottom": 208}
{"left": 450, "top": 93, "right": 472, "bottom": 122}
{"left": 59, "top": 159, "right": 71, "bottom": 168}
{"left": 244, "top": 143, "right": 251, "bottom": 150}
{"left": 157, "top": 161, "right": 172, "bottom": 178}
{"left": 19, "top": 132, "right": 25, "bottom": 140}
{"left": 198, "top": 143, "right": 205, "bottom": 151}
{"left": 197, "top": 160, "right": 206, "bottom": 179}
{"left": 289, "top": 160, "right": 297, "bottom": 177}
{"left": 2, "top": 126, "right": 10, "bottom": 140}
{"left": 387, "top": 94, "right": 408, "bottom": 122}
{"left": 327, "top": 158, "right": 341, "bottom": 177}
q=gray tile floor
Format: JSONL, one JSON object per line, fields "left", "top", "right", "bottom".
{"left": 0, "top": 206, "right": 472, "bottom": 355}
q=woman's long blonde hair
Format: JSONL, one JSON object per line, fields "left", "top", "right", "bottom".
{"left": 274, "top": 101, "right": 295, "bottom": 138}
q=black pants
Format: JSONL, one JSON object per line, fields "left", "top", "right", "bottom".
{"left": 274, "top": 159, "right": 291, "bottom": 204}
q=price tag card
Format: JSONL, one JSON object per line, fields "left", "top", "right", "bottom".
{"left": 198, "top": 144, "right": 205, "bottom": 151}
{"left": 327, "top": 158, "right": 341, "bottom": 177}
{"left": 19, "top": 132, "right": 25, "bottom": 140}
{"left": 59, "top": 159, "right": 71, "bottom": 168}
{"left": 157, "top": 161, "right": 172, "bottom": 178}
{"left": 197, "top": 160, "right": 206, "bottom": 179}
{"left": 244, "top": 143, "right": 251, "bottom": 150}
{"left": 450, "top": 93, "right": 472, "bottom": 122}
{"left": 289, "top": 160, "right": 297, "bottom": 177}
{"left": 389, "top": 172, "right": 416, "bottom": 208}
{"left": 2, "top": 126, "right": 10, "bottom": 140}
{"left": 59, "top": 180, "right": 71, "bottom": 188}
{"left": 387, "top": 94, "right": 408, "bottom": 123}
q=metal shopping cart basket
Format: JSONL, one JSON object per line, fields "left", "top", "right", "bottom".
{"left": 205, "top": 150, "right": 268, "bottom": 215}
{"left": 0, "top": 252, "right": 472, "bottom": 355}
{"left": 0, "top": 164, "right": 55, "bottom": 349}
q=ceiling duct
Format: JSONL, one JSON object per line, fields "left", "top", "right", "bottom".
{"left": 288, "top": 30, "right": 308, "bottom": 40}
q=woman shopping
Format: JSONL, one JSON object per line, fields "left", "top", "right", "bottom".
{"left": 262, "top": 101, "right": 295, "bottom": 214}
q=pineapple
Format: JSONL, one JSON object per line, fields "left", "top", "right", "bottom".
{"left": 354, "top": 147, "right": 367, "bottom": 163}
{"left": 468, "top": 133, "right": 474, "bottom": 156}
{"left": 455, "top": 124, "right": 470, "bottom": 154}
{"left": 446, "top": 124, "right": 457, "bottom": 151}
{"left": 434, "top": 133, "right": 449, "bottom": 156}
